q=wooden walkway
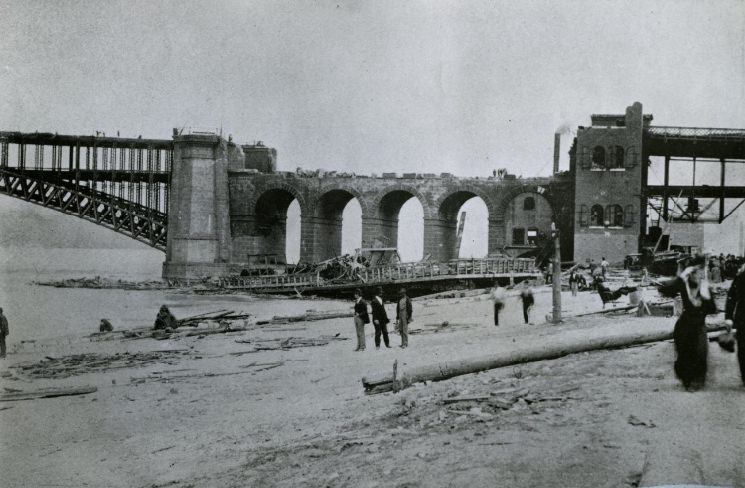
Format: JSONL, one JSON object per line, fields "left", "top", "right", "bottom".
{"left": 217, "top": 258, "right": 539, "bottom": 293}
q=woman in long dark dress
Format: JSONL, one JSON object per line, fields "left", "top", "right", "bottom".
{"left": 658, "top": 257, "right": 717, "bottom": 391}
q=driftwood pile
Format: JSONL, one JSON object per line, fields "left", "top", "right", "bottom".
{"left": 409, "top": 321, "right": 479, "bottom": 335}
{"left": 288, "top": 255, "right": 367, "bottom": 283}
{"left": 234, "top": 334, "right": 348, "bottom": 352}
{"left": 0, "top": 386, "right": 98, "bottom": 402}
{"left": 129, "top": 361, "right": 285, "bottom": 384}
{"left": 11, "top": 350, "right": 191, "bottom": 379}
{"left": 34, "top": 276, "right": 173, "bottom": 290}
{"left": 439, "top": 383, "right": 582, "bottom": 417}
{"left": 259, "top": 309, "right": 352, "bottom": 325}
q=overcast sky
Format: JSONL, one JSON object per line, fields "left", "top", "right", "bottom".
{"left": 1, "top": 1, "right": 744, "bottom": 259}
{"left": 1, "top": 0, "right": 743, "bottom": 177}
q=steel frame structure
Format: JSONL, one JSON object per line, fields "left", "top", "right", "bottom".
{"left": 642, "top": 126, "right": 745, "bottom": 224}
{"left": 0, "top": 131, "right": 172, "bottom": 250}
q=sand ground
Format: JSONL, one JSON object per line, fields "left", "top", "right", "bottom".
{"left": 1, "top": 288, "right": 744, "bottom": 488}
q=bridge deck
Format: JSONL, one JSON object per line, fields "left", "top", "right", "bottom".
{"left": 216, "top": 258, "right": 539, "bottom": 294}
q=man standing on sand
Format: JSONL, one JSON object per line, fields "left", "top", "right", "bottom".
{"left": 519, "top": 284, "right": 535, "bottom": 325}
{"left": 396, "top": 288, "right": 413, "bottom": 349}
{"left": 353, "top": 288, "right": 370, "bottom": 352}
{"left": 0, "top": 307, "right": 9, "bottom": 358}
{"left": 491, "top": 285, "right": 506, "bottom": 326}
{"left": 601, "top": 257, "right": 610, "bottom": 278}
{"left": 370, "top": 287, "right": 391, "bottom": 350}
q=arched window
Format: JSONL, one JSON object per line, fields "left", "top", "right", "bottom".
{"left": 612, "top": 146, "right": 624, "bottom": 169}
{"left": 592, "top": 146, "right": 606, "bottom": 168}
{"left": 590, "top": 204, "right": 604, "bottom": 226}
{"left": 610, "top": 204, "right": 624, "bottom": 226}
{"left": 523, "top": 196, "right": 535, "bottom": 211}
{"left": 512, "top": 227, "right": 526, "bottom": 245}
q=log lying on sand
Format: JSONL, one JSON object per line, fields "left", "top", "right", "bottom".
{"left": 362, "top": 324, "right": 734, "bottom": 394}
{"left": 0, "top": 386, "right": 97, "bottom": 402}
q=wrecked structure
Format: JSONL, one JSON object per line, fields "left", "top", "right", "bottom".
{"left": 1, "top": 103, "right": 743, "bottom": 279}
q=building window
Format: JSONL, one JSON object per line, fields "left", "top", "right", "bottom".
{"left": 527, "top": 227, "right": 539, "bottom": 246}
{"left": 624, "top": 204, "right": 635, "bottom": 227}
{"left": 590, "top": 204, "right": 604, "bottom": 226}
{"left": 610, "top": 204, "right": 624, "bottom": 227}
{"left": 523, "top": 197, "right": 535, "bottom": 211}
{"left": 579, "top": 204, "right": 589, "bottom": 227}
{"left": 612, "top": 145, "right": 625, "bottom": 169}
{"left": 512, "top": 227, "right": 525, "bottom": 245}
{"left": 591, "top": 146, "right": 606, "bottom": 169}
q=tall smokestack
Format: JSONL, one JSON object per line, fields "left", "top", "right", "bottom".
{"left": 553, "top": 133, "right": 561, "bottom": 174}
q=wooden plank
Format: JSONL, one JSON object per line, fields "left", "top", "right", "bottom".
{"left": 0, "top": 386, "right": 97, "bottom": 402}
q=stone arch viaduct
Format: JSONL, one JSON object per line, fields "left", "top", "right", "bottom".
{"left": 163, "top": 134, "right": 574, "bottom": 278}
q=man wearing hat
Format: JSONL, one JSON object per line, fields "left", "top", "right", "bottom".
{"left": 370, "top": 287, "right": 391, "bottom": 349}
{"left": 396, "top": 288, "right": 413, "bottom": 348}
{"left": 352, "top": 288, "right": 370, "bottom": 351}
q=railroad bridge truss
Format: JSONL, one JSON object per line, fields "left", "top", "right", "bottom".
{"left": 0, "top": 132, "right": 172, "bottom": 250}
{"left": 643, "top": 126, "right": 745, "bottom": 224}
{"left": 2, "top": 102, "right": 744, "bottom": 279}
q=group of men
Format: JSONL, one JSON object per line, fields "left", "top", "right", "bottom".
{"left": 352, "top": 287, "right": 412, "bottom": 351}
{"left": 492, "top": 282, "right": 535, "bottom": 326}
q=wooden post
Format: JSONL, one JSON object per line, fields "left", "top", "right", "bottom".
{"left": 552, "top": 222, "right": 561, "bottom": 324}
{"left": 720, "top": 158, "right": 726, "bottom": 223}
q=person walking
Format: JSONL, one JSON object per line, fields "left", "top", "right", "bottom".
{"left": 569, "top": 270, "right": 579, "bottom": 296}
{"left": 396, "top": 288, "right": 413, "bottom": 348}
{"left": 724, "top": 263, "right": 745, "bottom": 387}
{"left": 353, "top": 288, "right": 370, "bottom": 351}
{"left": 0, "top": 307, "right": 9, "bottom": 359}
{"left": 519, "top": 284, "right": 535, "bottom": 324}
{"left": 658, "top": 256, "right": 717, "bottom": 391}
{"left": 491, "top": 285, "right": 506, "bottom": 326}
{"left": 600, "top": 257, "right": 610, "bottom": 278}
{"left": 370, "top": 287, "right": 391, "bottom": 349}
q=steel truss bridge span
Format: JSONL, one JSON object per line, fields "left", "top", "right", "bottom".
{"left": 0, "top": 131, "right": 172, "bottom": 250}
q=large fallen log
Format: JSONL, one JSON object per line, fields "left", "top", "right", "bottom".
{"left": 362, "top": 324, "right": 734, "bottom": 394}
{"left": 0, "top": 386, "right": 97, "bottom": 402}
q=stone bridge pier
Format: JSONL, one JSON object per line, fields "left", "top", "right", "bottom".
{"left": 162, "top": 134, "right": 574, "bottom": 279}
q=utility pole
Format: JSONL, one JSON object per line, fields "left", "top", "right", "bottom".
{"left": 551, "top": 222, "right": 561, "bottom": 324}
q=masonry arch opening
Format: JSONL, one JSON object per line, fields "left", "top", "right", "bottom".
{"left": 369, "top": 190, "right": 424, "bottom": 262}
{"left": 314, "top": 189, "right": 362, "bottom": 261}
{"left": 438, "top": 192, "right": 489, "bottom": 260}
{"left": 245, "top": 189, "right": 300, "bottom": 266}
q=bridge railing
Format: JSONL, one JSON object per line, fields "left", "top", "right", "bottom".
{"left": 0, "top": 131, "right": 173, "bottom": 214}
{"left": 218, "top": 257, "right": 538, "bottom": 290}
{"left": 646, "top": 126, "right": 745, "bottom": 140}
{"left": 358, "top": 257, "right": 538, "bottom": 283}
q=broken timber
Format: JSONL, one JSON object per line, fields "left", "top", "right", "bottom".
{"left": 362, "top": 324, "right": 735, "bottom": 394}
{"left": 0, "top": 386, "right": 97, "bottom": 402}
{"left": 216, "top": 257, "right": 540, "bottom": 295}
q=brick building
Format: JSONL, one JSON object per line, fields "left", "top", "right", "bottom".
{"left": 570, "top": 102, "right": 650, "bottom": 264}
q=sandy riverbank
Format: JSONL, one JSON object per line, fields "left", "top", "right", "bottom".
{"left": 1, "top": 287, "right": 744, "bottom": 488}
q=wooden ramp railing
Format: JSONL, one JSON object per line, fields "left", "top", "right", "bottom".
{"left": 219, "top": 257, "right": 538, "bottom": 292}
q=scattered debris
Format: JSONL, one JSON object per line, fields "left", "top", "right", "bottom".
{"left": 34, "top": 276, "right": 174, "bottom": 290}
{"left": 234, "top": 335, "right": 348, "bottom": 352}
{"left": 627, "top": 415, "right": 656, "bottom": 428}
{"left": 0, "top": 386, "right": 97, "bottom": 402}
{"left": 12, "top": 350, "right": 191, "bottom": 379}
